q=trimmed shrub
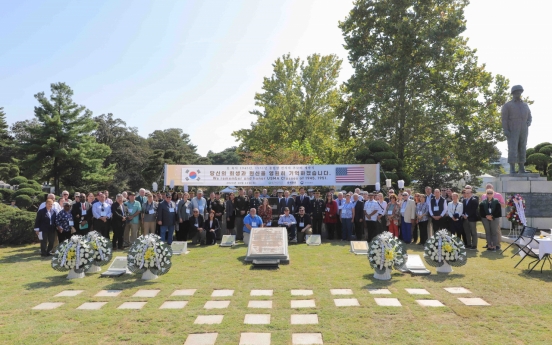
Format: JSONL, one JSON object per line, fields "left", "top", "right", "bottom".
{"left": 354, "top": 147, "right": 372, "bottom": 163}
{"left": 18, "top": 182, "right": 43, "bottom": 192}
{"left": 368, "top": 140, "right": 391, "bottom": 153}
{"left": 526, "top": 153, "right": 551, "bottom": 172}
{"left": 372, "top": 151, "right": 397, "bottom": 161}
{"left": 534, "top": 142, "right": 552, "bottom": 153}
{"left": 525, "top": 148, "right": 536, "bottom": 157}
{"left": 9, "top": 176, "right": 28, "bottom": 186}
{"left": 0, "top": 204, "right": 37, "bottom": 245}
{"left": 0, "top": 188, "right": 15, "bottom": 201}
{"left": 381, "top": 159, "right": 399, "bottom": 170}
{"left": 12, "top": 188, "right": 40, "bottom": 199}
{"left": 538, "top": 145, "right": 552, "bottom": 156}
{"left": 15, "top": 195, "right": 33, "bottom": 209}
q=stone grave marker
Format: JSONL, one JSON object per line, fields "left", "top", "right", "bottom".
{"left": 171, "top": 241, "right": 189, "bottom": 255}
{"left": 245, "top": 228, "right": 289, "bottom": 264}
{"left": 220, "top": 235, "right": 236, "bottom": 247}
{"left": 100, "top": 256, "right": 131, "bottom": 277}
{"left": 350, "top": 241, "right": 369, "bottom": 255}
{"left": 306, "top": 235, "right": 321, "bottom": 246}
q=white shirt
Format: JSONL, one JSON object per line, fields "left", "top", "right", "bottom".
{"left": 38, "top": 201, "right": 62, "bottom": 213}
{"left": 447, "top": 201, "right": 464, "bottom": 219}
{"left": 363, "top": 200, "right": 378, "bottom": 221}
{"left": 375, "top": 200, "right": 387, "bottom": 216}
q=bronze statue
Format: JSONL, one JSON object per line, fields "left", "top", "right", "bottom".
{"left": 501, "top": 85, "right": 532, "bottom": 174}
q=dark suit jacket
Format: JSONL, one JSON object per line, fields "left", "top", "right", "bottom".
{"left": 34, "top": 208, "right": 57, "bottom": 233}
{"left": 295, "top": 195, "right": 311, "bottom": 214}
{"left": 190, "top": 215, "right": 205, "bottom": 229}
{"left": 463, "top": 196, "right": 479, "bottom": 222}
{"left": 71, "top": 202, "right": 92, "bottom": 230}
{"left": 157, "top": 200, "right": 178, "bottom": 226}
{"left": 353, "top": 200, "right": 365, "bottom": 222}
{"left": 206, "top": 217, "right": 220, "bottom": 231}
{"left": 111, "top": 203, "right": 129, "bottom": 228}
{"left": 279, "top": 197, "right": 295, "bottom": 214}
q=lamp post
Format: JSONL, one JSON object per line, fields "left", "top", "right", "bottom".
{"left": 152, "top": 182, "right": 158, "bottom": 192}
{"left": 398, "top": 180, "right": 405, "bottom": 192}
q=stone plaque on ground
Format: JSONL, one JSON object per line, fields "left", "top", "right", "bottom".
{"left": 404, "top": 254, "right": 431, "bottom": 276}
{"left": 306, "top": 235, "right": 321, "bottom": 246}
{"left": 220, "top": 235, "right": 236, "bottom": 247}
{"left": 245, "top": 228, "right": 289, "bottom": 263}
{"left": 171, "top": 241, "right": 189, "bottom": 255}
{"left": 350, "top": 241, "right": 369, "bottom": 255}
{"left": 100, "top": 256, "right": 131, "bottom": 277}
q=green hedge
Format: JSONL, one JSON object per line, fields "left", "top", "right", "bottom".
{"left": 9, "top": 176, "right": 28, "bottom": 185}
{"left": 15, "top": 195, "right": 33, "bottom": 209}
{"left": 13, "top": 188, "right": 40, "bottom": 199}
{"left": 0, "top": 189, "right": 14, "bottom": 201}
{"left": 0, "top": 204, "right": 37, "bottom": 245}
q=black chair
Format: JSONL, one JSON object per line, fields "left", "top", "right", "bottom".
{"left": 502, "top": 226, "right": 537, "bottom": 257}
{"left": 513, "top": 239, "right": 552, "bottom": 273}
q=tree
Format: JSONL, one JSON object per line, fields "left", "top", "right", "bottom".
{"left": 148, "top": 128, "right": 199, "bottom": 163}
{"left": 18, "top": 82, "right": 115, "bottom": 193}
{"left": 94, "top": 114, "right": 151, "bottom": 193}
{"left": 0, "top": 107, "right": 15, "bottom": 164}
{"left": 339, "top": 0, "right": 511, "bottom": 186}
{"left": 207, "top": 147, "right": 241, "bottom": 165}
{"left": 233, "top": 53, "right": 353, "bottom": 164}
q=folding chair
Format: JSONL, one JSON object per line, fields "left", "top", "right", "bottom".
{"left": 503, "top": 226, "right": 537, "bottom": 257}
{"left": 513, "top": 240, "right": 552, "bottom": 273}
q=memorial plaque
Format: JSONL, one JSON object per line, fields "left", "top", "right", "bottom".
{"left": 245, "top": 228, "right": 289, "bottom": 263}
{"left": 350, "top": 241, "right": 369, "bottom": 255}
{"left": 171, "top": 241, "right": 189, "bottom": 255}
{"left": 306, "top": 235, "right": 321, "bottom": 246}
{"left": 220, "top": 235, "right": 236, "bottom": 247}
{"left": 405, "top": 254, "right": 431, "bottom": 276}
{"left": 100, "top": 256, "right": 131, "bottom": 277}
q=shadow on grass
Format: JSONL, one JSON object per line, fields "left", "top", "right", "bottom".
{"left": 478, "top": 250, "right": 508, "bottom": 261}
{"left": 24, "top": 275, "right": 73, "bottom": 289}
{"left": 423, "top": 272, "right": 465, "bottom": 282}
{"left": 0, "top": 246, "right": 43, "bottom": 264}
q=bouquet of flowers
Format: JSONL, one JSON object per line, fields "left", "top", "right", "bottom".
{"left": 51, "top": 235, "right": 95, "bottom": 273}
{"left": 85, "top": 231, "right": 113, "bottom": 266}
{"left": 368, "top": 231, "right": 408, "bottom": 274}
{"left": 127, "top": 234, "right": 173, "bottom": 276}
{"left": 506, "top": 194, "right": 526, "bottom": 226}
{"left": 424, "top": 229, "right": 467, "bottom": 268}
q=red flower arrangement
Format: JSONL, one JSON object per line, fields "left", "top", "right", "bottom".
{"left": 506, "top": 194, "right": 525, "bottom": 226}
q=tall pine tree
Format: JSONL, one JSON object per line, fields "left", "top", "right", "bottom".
{"left": 20, "top": 82, "right": 114, "bottom": 193}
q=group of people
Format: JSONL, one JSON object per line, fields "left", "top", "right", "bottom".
{"left": 32, "top": 182, "right": 505, "bottom": 257}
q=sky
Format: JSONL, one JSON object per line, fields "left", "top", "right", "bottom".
{"left": 1, "top": 0, "right": 550, "bottom": 158}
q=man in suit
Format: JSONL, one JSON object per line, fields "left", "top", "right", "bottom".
{"left": 276, "top": 189, "right": 284, "bottom": 214}
{"left": 353, "top": 193, "right": 365, "bottom": 240}
{"left": 295, "top": 187, "right": 311, "bottom": 214}
{"left": 71, "top": 193, "right": 86, "bottom": 235}
{"left": 157, "top": 192, "right": 178, "bottom": 245}
{"left": 429, "top": 189, "right": 448, "bottom": 232}
{"left": 399, "top": 191, "right": 417, "bottom": 243}
{"left": 111, "top": 194, "right": 128, "bottom": 250}
{"left": 233, "top": 188, "right": 249, "bottom": 241}
{"left": 425, "top": 186, "right": 435, "bottom": 237}
{"left": 34, "top": 199, "right": 57, "bottom": 257}
{"left": 279, "top": 190, "right": 295, "bottom": 215}
{"left": 462, "top": 188, "right": 479, "bottom": 250}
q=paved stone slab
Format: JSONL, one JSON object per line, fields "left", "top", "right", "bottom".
{"left": 77, "top": 302, "right": 107, "bottom": 310}
{"left": 291, "top": 289, "right": 313, "bottom": 296}
{"left": 458, "top": 298, "right": 490, "bottom": 306}
{"left": 333, "top": 298, "right": 360, "bottom": 307}
{"left": 239, "top": 333, "right": 271, "bottom": 345}
{"left": 406, "top": 289, "right": 430, "bottom": 295}
{"left": 132, "top": 289, "right": 160, "bottom": 298}
{"left": 248, "top": 300, "right": 273, "bottom": 309}
{"left": 95, "top": 290, "right": 123, "bottom": 297}
{"left": 55, "top": 290, "right": 84, "bottom": 297}
{"left": 184, "top": 333, "right": 218, "bottom": 345}
{"left": 291, "top": 314, "right": 319, "bottom": 324}
{"left": 194, "top": 315, "right": 224, "bottom": 325}
{"left": 292, "top": 333, "right": 323, "bottom": 344}
{"left": 159, "top": 301, "right": 187, "bottom": 309}
{"left": 171, "top": 289, "right": 196, "bottom": 296}
{"left": 117, "top": 302, "right": 147, "bottom": 309}
{"left": 444, "top": 287, "right": 471, "bottom": 294}
{"left": 32, "top": 302, "right": 64, "bottom": 310}
{"left": 367, "top": 288, "right": 391, "bottom": 294}
{"left": 211, "top": 289, "right": 234, "bottom": 297}
{"left": 330, "top": 289, "right": 353, "bottom": 295}
{"left": 244, "top": 314, "right": 271, "bottom": 324}
{"left": 204, "top": 300, "right": 230, "bottom": 309}
{"left": 374, "top": 298, "right": 402, "bottom": 307}
{"left": 416, "top": 300, "right": 445, "bottom": 307}
{"left": 251, "top": 289, "right": 273, "bottom": 296}
{"left": 291, "top": 299, "right": 316, "bottom": 308}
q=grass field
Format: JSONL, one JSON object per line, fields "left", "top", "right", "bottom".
{"left": 1, "top": 229, "right": 551, "bottom": 345}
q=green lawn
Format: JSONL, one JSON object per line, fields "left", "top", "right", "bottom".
{"left": 1, "top": 230, "right": 551, "bottom": 345}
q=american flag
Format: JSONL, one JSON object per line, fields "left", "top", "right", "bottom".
{"left": 335, "top": 167, "right": 365, "bottom": 183}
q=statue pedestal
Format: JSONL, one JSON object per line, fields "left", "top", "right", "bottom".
{"left": 494, "top": 174, "right": 552, "bottom": 229}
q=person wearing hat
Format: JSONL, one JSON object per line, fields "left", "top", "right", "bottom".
{"left": 56, "top": 201, "right": 75, "bottom": 243}
{"left": 307, "top": 188, "right": 314, "bottom": 200}
{"left": 310, "top": 190, "right": 325, "bottom": 236}
{"left": 249, "top": 190, "right": 262, "bottom": 213}
{"left": 501, "top": 85, "right": 532, "bottom": 174}
{"left": 124, "top": 192, "right": 142, "bottom": 245}
{"left": 157, "top": 192, "right": 178, "bottom": 245}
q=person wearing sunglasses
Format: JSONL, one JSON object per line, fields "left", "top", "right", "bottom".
{"left": 479, "top": 189, "right": 502, "bottom": 251}
{"left": 190, "top": 208, "right": 206, "bottom": 245}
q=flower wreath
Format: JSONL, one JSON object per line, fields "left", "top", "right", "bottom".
{"left": 85, "top": 231, "right": 113, "bottom": 266}
{"left": 424, "top": 229, "right": 467, "bottom": 268}
{"left": 127, "top": 234, "right": 173, "bottom": 275}
{"left": 51, "top": 235, "right": 94, "bottom": 272}
{"left": 368, "top": 231, "right": 408, "bottom": 274}
{"left": 506, "top": 194, "right": 526, "bottom": 226}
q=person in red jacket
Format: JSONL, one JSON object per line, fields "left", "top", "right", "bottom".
{"left": 324, "top": 193, "right": 338, "bottom": 240}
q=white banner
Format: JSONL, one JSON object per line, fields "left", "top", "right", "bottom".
{"left": 164, "top": 164, "right": 380, "bottom": 187}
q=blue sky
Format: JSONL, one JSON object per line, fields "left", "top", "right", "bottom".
{"left": 1, "top": 0, "right": 550, "bottom": 157}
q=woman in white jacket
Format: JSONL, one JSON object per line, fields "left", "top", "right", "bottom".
{"left": 447, "top": 192, "right": 464, "bottom": 238}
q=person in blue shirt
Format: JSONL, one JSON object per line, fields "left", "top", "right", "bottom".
{"left": 278, "top": 207, "right": 297, "bottom": 243}
{"left": 243, "top": 207, "right": 264, "bottom": 245}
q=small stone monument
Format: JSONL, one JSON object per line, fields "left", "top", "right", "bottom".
{"left": 306, "top": 235, "right": 321, "bottom": 246}
{"left": 219, "top": 235, "right": 236, "bottom": 247}
{"left": 100, "top": 256, "right": 131, "bottom": 277}
{"left": 244, "top": 227, "right": 289, "bottom": 264}
{"left": 171, "top": 241, "right": 189, "bottom": 255}
{"left": 350, "top": 241, "right": 369, "bottom": 255}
